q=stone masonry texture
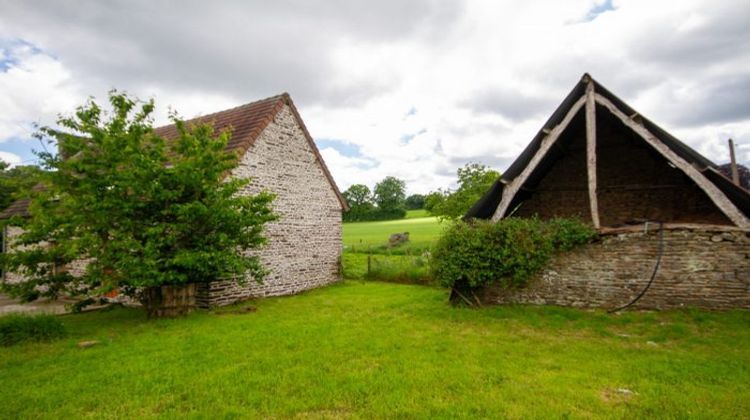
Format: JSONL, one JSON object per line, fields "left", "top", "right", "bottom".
{"left": 195, "top": 104, "right": 343, "bottom": 307}
{"left": 2, "top": 226, "right": 25, "bottom": 285}
{"left": 481, "top": 228, "right": 750, "bottom": 310}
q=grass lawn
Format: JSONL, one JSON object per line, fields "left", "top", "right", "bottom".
{"left": 2, "top": 281, "right": 749, "bottom": 418}
{"left": 343, "top": 213, "right": 444, "bottom": 252}
{"left": 404, "top": 209, "right": 430, "bottom": 219}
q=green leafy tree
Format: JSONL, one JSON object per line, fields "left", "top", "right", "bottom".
{"left": 342, "top": 184, "right": 374, "bottom": 222}
{"left": 431, "top": 163, "right": 500, "bottom": 219}
{"left": 0, "top": 92, "right": 277, "bottom": 316}
{"left": 423, "top": 191, "right": 446, "bottom": 213}
{"left": 373, "top": 176, "right": 406, "bottom": 210}
{"left": 0, "top": 163, "right": 44, "bottom": 211}
{"left": 373, "top": 176, "right": 406, "bottom": 219}
{"left": 405, "top": 193, "right": 426, "bottom": 210}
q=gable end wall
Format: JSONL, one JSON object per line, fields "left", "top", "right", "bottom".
{"left": 196, "top": 105, "right": 342, "bottom": 307}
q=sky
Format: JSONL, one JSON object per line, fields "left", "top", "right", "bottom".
{"left": 0, "top": 0, "right": 749, "bottom": 194}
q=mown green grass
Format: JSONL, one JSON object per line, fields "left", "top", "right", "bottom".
{"left": 1, "top": 282, "right": 748, "bottom": 418}
{"left": 343, "top": 213, "right": 444, "bottom": 252}
{"left": 404, "top": 209, "right": 430, "bottom": 219}
{"left": 342, "top": 211, "right": 442, "bottom": 283}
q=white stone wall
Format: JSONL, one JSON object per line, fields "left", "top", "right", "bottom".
{"left": 196, "top": 105, "right": 343, "bottom": 307}
{"left": 3, "top": 226, "right": 27, "bottom": 284}
{"left": 3, "top": 226, "right": 89, "bottom": 284}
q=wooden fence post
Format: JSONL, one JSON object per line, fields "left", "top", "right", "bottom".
{"left": 367, "top": 250, "right": 371, "bottom": 277}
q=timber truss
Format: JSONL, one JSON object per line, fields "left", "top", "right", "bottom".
{"left": 488, "top": 74, "right": 750, "bottom": 229}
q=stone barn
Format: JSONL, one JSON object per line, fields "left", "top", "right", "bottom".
{"left": 466, "top": 74, "right": 750, "bottom": 310}
{"left": 1, "top": 93, "right": 349, "bottom": 308}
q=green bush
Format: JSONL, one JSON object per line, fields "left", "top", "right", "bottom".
{"left": 0, "top": 313, "right": 67, "bottom": 346}
{"left": 431, "top": 217, "right": 596, "bottom": 289}
{"left": 546, "top": 217, "right": 599, "bottom": 251}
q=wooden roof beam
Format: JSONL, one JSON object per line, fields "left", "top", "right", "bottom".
{"left": 595, "top": 93, "right": 750, "bottom": 228}
{"left": 585, "top": 80, "right": 600, "bottom": 229}
{"left": 491, "top": 95, "right": 587, "bottom": 222}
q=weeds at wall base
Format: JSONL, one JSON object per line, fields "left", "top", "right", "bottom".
{"left": 0, "top": 313, "right": 67, "bottom": 346}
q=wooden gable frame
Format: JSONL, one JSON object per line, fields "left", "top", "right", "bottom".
{"left": 490, "top": 75, "right": 750, "bottom": 229}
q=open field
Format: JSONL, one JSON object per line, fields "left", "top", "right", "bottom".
{"left": 404, "top": 208, "right": 430, "bottom": 219}
{"left": 1, "top": 281, "right": 749, "bottom": 418}
{"left": 343, "top": 210, "right": 444, "bottom": 253}
{"left": 342, "top": 210, "right": 443, "bottom": 282}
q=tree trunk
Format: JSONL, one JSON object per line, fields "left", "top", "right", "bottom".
{"left": 141, "top": 283, "right": 196, "bottom": 318}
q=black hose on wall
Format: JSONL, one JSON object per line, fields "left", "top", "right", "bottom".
{"left": 608, "top": 221, "right": 665, "bottom": 313}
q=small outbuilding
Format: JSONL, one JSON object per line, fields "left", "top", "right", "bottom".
{"left": 1, "top": 93, "right": 348, "bottom": 308}
{"left": 466, "top": 74, "right": 750, "bottom": 310}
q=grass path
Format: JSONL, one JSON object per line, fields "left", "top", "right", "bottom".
{"left": 1, "top": 281, "right": 749, "bottom": 418}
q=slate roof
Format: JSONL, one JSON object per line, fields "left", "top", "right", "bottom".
{"left": 465, "top": 73, "right": 750, "bottom": 220}
{"left": 0, "top": 93, "right": 348, "bottom": 219}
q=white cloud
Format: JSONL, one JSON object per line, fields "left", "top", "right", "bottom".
{"left": 0, "top": 151, "right": 21, "bottom": 166}
{"left": 0, "top": 41, "right": 83, "bottom": 141}
{"left": 0, "top": 0, "right": 749, "bottom": 193}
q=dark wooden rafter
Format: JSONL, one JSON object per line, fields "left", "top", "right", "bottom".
{"left": 474, "top": 74, "right": 750, "bottom": 228}
{"left": 584, "top": 77, "right": 600, "bottom": 228}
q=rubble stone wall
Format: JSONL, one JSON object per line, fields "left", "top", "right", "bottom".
{"left": 481, "top": 228, "right": 750, "bottom": 310}
{"left": 196, "top": 105, "right": 343, "bottom": 307}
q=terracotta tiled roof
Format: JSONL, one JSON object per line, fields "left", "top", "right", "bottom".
{"left": 0, "top": 197, "right": 32, "bottom": 219}
{"left": 0, "top": 93, "right": 348, "bottom": 219}
{"left": 0, "top": 184, "right": 45, "bottom": 219}
{"left": 153, "top": 94, "right": 285, "bottom": 158}
{"left": 155, "top": 92, "right": 347, "bottom": 210}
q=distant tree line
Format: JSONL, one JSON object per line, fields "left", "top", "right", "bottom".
{"left": 343, "top": 176, "right": 411, "bottom": 222}
{"left": 342, "top": 163, "right": 500, "bottom": 222}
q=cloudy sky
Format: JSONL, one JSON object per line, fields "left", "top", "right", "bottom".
{"left": 1, "top": 0, "right": 749, "bottom": 193}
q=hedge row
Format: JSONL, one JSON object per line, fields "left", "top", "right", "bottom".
{"left": 343, "top": 208, "right": 407, "bottom": 222}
